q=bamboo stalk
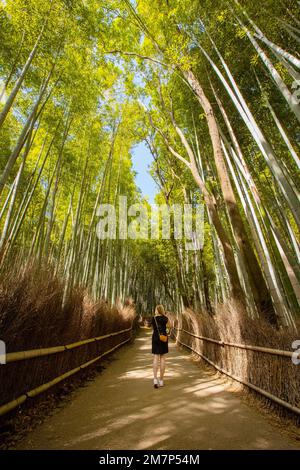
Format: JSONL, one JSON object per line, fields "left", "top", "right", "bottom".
{"left": 6, "top": 346, "right": 66, "bottom": 363}
{"left": 6, "top": 327, "right": 132, "bottom": 363}
{"left": 0, "top": 395, "right": 27, "bottom": 417}
{"left": 177, "top": 329, "right": 224, "bottom": 346}
{"left": 175, "top": 328, "right": 299, "bottom": 359}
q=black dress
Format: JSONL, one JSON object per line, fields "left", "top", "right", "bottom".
{"left": 151, "top": 315, "right": 169, "bottom": 355}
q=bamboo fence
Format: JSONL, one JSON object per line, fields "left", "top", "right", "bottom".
{"left": 0, "top": 327, "right": 132, "bottom": 417}
{"left": 172, "top": 327, "right": 300, "bottom": 417}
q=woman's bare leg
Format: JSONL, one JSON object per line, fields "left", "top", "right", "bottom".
{"left": 153, "top": 354, "right": 159, "bottom": 379}
{"left": 159, "top": 354, "right": 165, "bottom": 381}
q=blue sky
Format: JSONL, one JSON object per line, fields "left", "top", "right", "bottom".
{"left": 131, "top": 142, "right": 158, "bottom": 204}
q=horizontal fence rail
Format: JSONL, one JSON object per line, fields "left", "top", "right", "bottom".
{"left": 175, "top": 328, "right": 300, "bottom": 359}
{"left": 172, "top": 327, "right": 300, "bottom": 417}
{"left": 2, "top": 327, "right": 132, "bottom": 364}
{"left": 0, "top": 327, "right": 132, "bottom": 417}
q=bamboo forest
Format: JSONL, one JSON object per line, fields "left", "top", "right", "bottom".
{"left": 0, "top": 0, "right": 300, "bottom": 454}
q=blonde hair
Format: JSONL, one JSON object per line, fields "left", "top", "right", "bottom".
{"left": 155, "top": 304, "right": 165, "bottom": 316}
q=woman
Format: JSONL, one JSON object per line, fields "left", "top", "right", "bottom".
{"left": 151, "top": 304, "right": 170, "bottom": 388}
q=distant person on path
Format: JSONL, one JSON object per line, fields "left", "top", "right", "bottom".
{"left": 151, "top": 304, "right": 170, "bottom": 388}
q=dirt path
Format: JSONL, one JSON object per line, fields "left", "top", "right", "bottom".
{"left": 16, "top": 330, "right": 299, "bottom": 450}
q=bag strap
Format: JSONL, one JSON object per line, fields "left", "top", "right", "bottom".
{"left": 154, "top": 315, "right": 161, "bottom": 335}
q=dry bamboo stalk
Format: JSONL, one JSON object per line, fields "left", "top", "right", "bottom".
{"left": 6, "top": 346, "right": 66, "bottom": 363}
{"left": 6, "top": 327, "right": 132, "bottom": 363}
{"left": 222, "top": 341, "right": 295, "bottom": 358}
{"left": 64, "top": 338, "right": 97, "bottom": 350}
{"left": 0, "top": 335, "right": 131, "bottom": 417}
{"left": 27, "top": 366, "right": 82, "bottom": 398}
{"left": 0, "top": 395, "right": 27, "bottom": 417}
{"left": 175, "top": 328, "right": 299, "bottom": 359}
{"left": 179, "top": 328, "right": 223, "bottom": 345}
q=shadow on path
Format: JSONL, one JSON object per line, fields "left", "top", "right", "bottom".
{"left": 16, "top": 330, "right": 299, "bottom": 450}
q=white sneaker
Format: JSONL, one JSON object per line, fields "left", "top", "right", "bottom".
{"left": 159, "top": 379, "right": 164, "bottom": 387}
{"left": 153, "top": 378, "right": 159, "bottom": 389}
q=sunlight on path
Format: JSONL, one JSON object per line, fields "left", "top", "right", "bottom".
{"left": 16, "top": 331, "right": 299, "bottom": 450}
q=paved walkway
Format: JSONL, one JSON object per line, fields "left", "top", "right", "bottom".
{"left": 16, "top": 330, "right": 299, "bottom": 450}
